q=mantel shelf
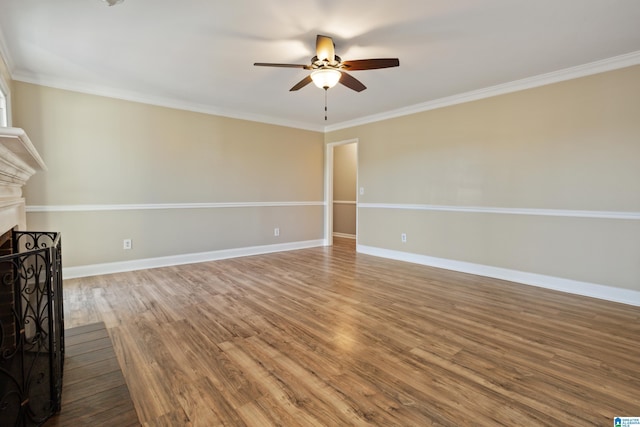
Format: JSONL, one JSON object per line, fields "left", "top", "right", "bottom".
{"left": 0, "top": 127, "right": 46, "bottom": 232}
{"left": 0, "top": 127, "right": 47, "bottom": 172}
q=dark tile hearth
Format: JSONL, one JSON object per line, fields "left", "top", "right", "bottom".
{"left": 46, "top": 322, "right": 139, "bottom": 427}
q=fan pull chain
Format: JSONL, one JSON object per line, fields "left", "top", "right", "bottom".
{"left": 324, "top": 88, "right": 328, "bottom": 121}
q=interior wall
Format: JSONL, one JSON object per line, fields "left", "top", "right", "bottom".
{"left": 326, "top": 65, "right": 640, "bottom": 292}
{"left": 332, "top": 142, "right": 357, "bottom": 237}
{"left": 13, "top": 82, "right": 325, "bottom": 268}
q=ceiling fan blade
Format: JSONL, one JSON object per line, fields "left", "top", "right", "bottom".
{"left": 341, "top": 58, "right": 399, "bottom": 71}
{"left": 339, "top": 72, "right": 366, "bottom": 92}
{"left": 316, "top": 35, "right": 335, "bottom": 63}
{"left": 289, "top": 75, "right": 313, "bottom": 91}
{"left": 254, "top": 62, "right": 310, "bottom": 69}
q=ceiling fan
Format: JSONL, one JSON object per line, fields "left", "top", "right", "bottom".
{"left": 254, "top": 35, "right": 399, "bottom": 93}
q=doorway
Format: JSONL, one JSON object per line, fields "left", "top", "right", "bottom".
{"left": 324, "top": 138, "right": 358, "bottom": 246}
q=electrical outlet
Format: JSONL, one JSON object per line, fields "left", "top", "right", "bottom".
{"left": 359, "top": 187, "right": 365, "bottom": 195}
{"left": 274, "top": 227, "right": 280, "bottom": 237}
{"left": 123, "top": 239, "right": 132, "bottom": 250}
{"left": 401, "top": 233, "right": 407, "bottom": 243}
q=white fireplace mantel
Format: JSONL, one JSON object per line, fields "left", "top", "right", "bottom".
{"left": 0, "top": 127, "right": 46, "bottom": 233}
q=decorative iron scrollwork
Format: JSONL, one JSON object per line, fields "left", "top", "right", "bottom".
{"left": 0, "top": 231, "right": 64, "bottom": 426}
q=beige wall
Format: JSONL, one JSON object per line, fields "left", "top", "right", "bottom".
{"left": 326, "top": 65, "right": 640, "bottom": 291}
{"left": 9, "top": 61, "right": 640, "bottom": 293}
{"left": 14, "top": 82, "right": 325, "bottom": 267}
{"left": 332, "top": 142, "right": 357, "bottom": 236}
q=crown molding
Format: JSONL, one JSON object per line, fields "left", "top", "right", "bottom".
{"left": 325, "top": 50, "right": 640, "bottom": 132}
{"left": 11, "top": 71, "right": 325, "bottom": 133}
{"left": 7, "top": 49, "right": 640, "bottom": 134}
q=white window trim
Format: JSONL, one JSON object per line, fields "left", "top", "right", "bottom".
{"left": 0, "top": 73, "right": 11, "bottom": 127}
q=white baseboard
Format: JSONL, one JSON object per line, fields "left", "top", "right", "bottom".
{"left": 64, "top": 239, "right": 326, "bottom": 279}
{"left": 333, "top": 232, "right": 356, "bottom": 240}
{"left": 357, "top": 244, "right": 640, "bottom": 307}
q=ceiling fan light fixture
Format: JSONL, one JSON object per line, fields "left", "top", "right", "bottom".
{"left": 311, "top": 68, "right": 341, "bottom": 89}
{"left": 102, "top": 0, "right": 124, "bottom": 6}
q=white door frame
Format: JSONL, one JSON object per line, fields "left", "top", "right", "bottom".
{"left": 324, "top": 138, "right": 359, "bottom": 246}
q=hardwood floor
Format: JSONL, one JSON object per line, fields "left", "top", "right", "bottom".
{"left": 60, "top": 237, "right": 640, "bottom": 426}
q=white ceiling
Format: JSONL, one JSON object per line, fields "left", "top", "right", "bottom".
{"left": 1, "top": 0, "right": 639, "bottom": 131}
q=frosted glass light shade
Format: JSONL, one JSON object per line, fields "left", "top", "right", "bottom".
{"left": 311, "top": 69, "right": 341, "bottom": 89}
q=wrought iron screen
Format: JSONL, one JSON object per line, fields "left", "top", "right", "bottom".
{"left": 0, "top": 231, "right": 64, "bottom": 426}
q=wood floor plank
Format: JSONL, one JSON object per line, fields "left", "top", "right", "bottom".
{"left": 64, "top": 321, "right": 108, "bottom": 337}
{"left": 58, "top": 238, "right": 640, "bottom": 426}
{"left": 63, "top": 356, "right": 124, "bottom": 386}
{"left": 46, "top": 322, "right": 139, "bottom": 427}
{"left": 63, "top": 345, "right": 119, "bottom": 372}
